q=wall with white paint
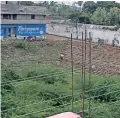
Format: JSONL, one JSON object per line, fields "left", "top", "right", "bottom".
{"left": 47, "top": 23, "right": 120, "bottom": 46}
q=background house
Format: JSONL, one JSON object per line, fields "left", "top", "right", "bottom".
{"left": 1, "top": 1, "right": 47, "bottom": 39}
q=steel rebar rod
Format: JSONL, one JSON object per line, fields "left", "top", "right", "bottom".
{"left": 71, "top": 33, "right": 74, "bottom": 111}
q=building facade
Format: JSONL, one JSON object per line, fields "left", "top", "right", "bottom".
{"left": 1, "top": 1, "right": 47, "bottom": 39}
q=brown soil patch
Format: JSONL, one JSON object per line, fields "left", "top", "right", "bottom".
{"left": 47, "top": 34, "right": 120, "bottom": 77}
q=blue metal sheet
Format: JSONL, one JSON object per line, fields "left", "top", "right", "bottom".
{"left": 0, "top": 27, "right": 4, "bottom": 36}
{"left": 0, "top": 26, "right": 8, "bottom": 38}
{"left": 1, "top": 24, "right": 16, "bottom": 38}
{"left": 2, "top": 24, "right": 16, "bottom": 28}
{"left": 16, "top": 24, "right": 46, "bottom": 36}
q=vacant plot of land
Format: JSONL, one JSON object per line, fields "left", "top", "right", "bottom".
{"left": 2, "top": 35, "right": 120, "bottom": 77}
{"left": 47, "top": 34, "right": 120, "bottom": 77}
{"left": 1, "top": 35, "right": 120, "bottom": 118}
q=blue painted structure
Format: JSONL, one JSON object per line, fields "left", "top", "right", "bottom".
{"left": 16, "top": 24, "right": 46, "bottom": 36}
{"left": 0, "top": 27, "right": 4, "bottom": 37}
{"left": 0, "top": 27, "right": 8, "bottom": 38}
{"left": 0, "top": 24, "right": 46, "bottom": 38}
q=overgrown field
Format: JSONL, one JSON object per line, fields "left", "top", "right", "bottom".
{"left": 1, "top": 37, "right": 120, "bottom": 118}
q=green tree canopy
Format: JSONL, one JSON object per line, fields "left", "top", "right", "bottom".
{"left": 107, "top": 7, "right": 120, "bottom": 25}
{"left": 83, "top": 1, "right": 97, "bottom": 13}
{"left": 20, "top": 1, "right": 34, "bottom": 6}
{"left": 90, "top": 7, "right": 107, "bottom": 25}
{"left": 97, "top": 1, "right": 116, "bottom": 10}
{"left": 77, "top": 1, "right": 83, "bottom": 6}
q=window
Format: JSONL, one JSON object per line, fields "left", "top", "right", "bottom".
{"left": 3, "top": 14, "right": 11, "bottom": 19}
{"left": 19, "top": 10, "right": 24, "bottom": 12}
{"left": 31, "top": 15, "right": 35, "bottom": 19}
{"left": 13, "top": 14, "right": 17, "bottom": 20}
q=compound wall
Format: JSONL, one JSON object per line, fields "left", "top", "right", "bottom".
{"left": 47, "top": 23, "right": 120, "bottom": 46}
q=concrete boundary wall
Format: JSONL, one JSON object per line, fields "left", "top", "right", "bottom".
{"left": 47, "top": 23, "right": 120, "bottom": 46}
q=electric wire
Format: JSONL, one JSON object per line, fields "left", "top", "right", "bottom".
{"left": 11, "top": 89, "right": 120, "bottom": 118}
{"left": 1, "top": 68, "right": 81, "bottom": 86}
{"left": 2, "top": 80, "right": 120, "bottom": 113}
{"left": 76, "top": 99, "right": 120, "bottom": 114}
{"left": 1, "top": 67, "right": 72, "bottom": 85}
{"left": 2, "top": 80, "right": 120, "bottom": 112}
{"left": 2, "top": 34, "right": 120, "bottom": 117}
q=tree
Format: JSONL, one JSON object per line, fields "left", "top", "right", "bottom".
{"left": 77, "top": 1, "right": 83, "bottom": 7}
{"left": 37, "top": 1, "right": 50, "bottom": 8}
{"left": 20, "top": 1, "right": 34, "bottom": 6}
{"left": 96, "top": 1, "right": 116, "bottom": 11}
{"left": 50, "top": 1, "right": 57, "bottom": 6}
{"left": 115, "top": 2, "right": 120, "bottom": 8}
{"left": 107, "top": 7, "right": 120, "bottom": 25}
{"left": 68, "top": 11, "right": 82, "bottom": 20}
{"left": 82, "top": 1, "right": 97, "bottom": 13}
{"left": 90, "top": 7, "right": 107, "bottom": 25}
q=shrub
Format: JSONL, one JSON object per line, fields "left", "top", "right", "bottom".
{"left": 35, "top": 69, "right": 67, "bottom": 84}
{"left": 1, "top": 69, "right": 22, "bottom": 94}
{"left": 14, "top": 41, "right": 26, "bottom": 49}
{"left": 26, "top": 71, "right": 38, "bottom": 77}
{"left": 38, "top": 87, "right": 72, "bottom": 106}
{"left": 2, "top": 69, "right": 22, "bottom": 82}
{"left": 90, "top": 80, "right": 118, "bottom": 102}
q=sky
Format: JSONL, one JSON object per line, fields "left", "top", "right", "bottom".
{"left": 33, "top": 1, "right": 73, "bottom": 5}
{"left": 33, "top": 0, "right": 120, "bottom": 4}
{"left": 1, "top": 0, "right": 119, "bottom": 5}
{"left": 33, "top": 1, "right": 120, "bottom": 7}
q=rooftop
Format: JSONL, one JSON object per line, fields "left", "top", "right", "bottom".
{"left": 1, "top": 19, "right": 47, "bottom": 24}
{"left": 1, "top": 3, "right": 46, "bottom": 15}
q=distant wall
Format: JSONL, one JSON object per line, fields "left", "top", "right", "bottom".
{"left": 17, "top": 14, "right": 29, "bottom": 20}
{"left": 47, "top": 23, "right": 120, "bottom": 46}
{"left": 35, "top": 15, "right": 45, "bottom": 20}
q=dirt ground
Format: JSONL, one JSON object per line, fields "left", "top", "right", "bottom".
{"left": 2, "top": 35, "right": 120, "bottom": 77}
{"left": 47, "top": 34, "right": 120, "bottom": 77}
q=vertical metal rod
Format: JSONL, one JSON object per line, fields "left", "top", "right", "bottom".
{"left": 84, "top": 27, "right": 87, "bottom": 117}
{"left": 83, "top": 26, "right": 87, "bottom": 118}
{"left": 81, "top": 31, "right": 84, "bottom": 118}
{"left": 76, "top": 18, "right": 78, "bottom": 40}
{"left": 71, "top": 33, "right": 74, "bottom": 111}
{"left": 88, "top": 32, "right": 92, "bottom": 118}
{"left": 115, "top": 43, "right": 118, "bottom": 82}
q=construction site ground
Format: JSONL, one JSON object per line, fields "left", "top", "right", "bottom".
{"left": 47, "top": 34, "right": 120, "bottom": 77}
{"left": 2, "top": 34, "right": 120, "bottom": 118}
{"left": 2, "top": 34, "right": 120, "bottom": 78}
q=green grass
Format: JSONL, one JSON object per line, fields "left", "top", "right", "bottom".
{"left": 1, "top": 39, "right": 120, "bottom": 118}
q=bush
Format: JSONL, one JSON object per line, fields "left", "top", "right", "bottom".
{"left": 41, "top": 73, "right": 67, "bottom": 84}
{"left": 89, "top": 80, "right": 118, "bottom": 102}
{"left": 1, "top": 69, "right": 22, "bottom": 94}
{"left": 38, "top": 85, "right": 72, "bottom": 106}
{"left": 35, "top": 69, "right": 67, "bottom": 84}
{"left": 26, "top": 71, "right": 38, "bottom": 77}
{"left": 2, "top": 69, "right": 22, "bottom": 82}
{"left": 14, "top": 41, "right": 27, "bottom": 50}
